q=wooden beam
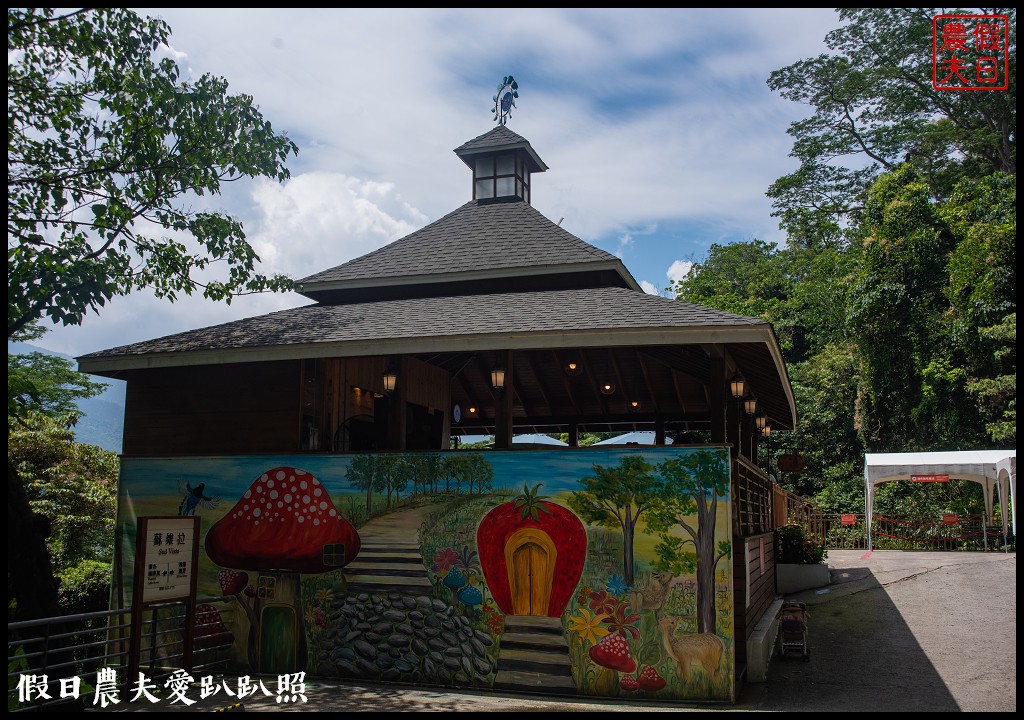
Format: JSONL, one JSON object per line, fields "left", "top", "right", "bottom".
{"left": 636, "top": 353, "right": 663, "bottom": 415}
{"left": 525, "top": 352, "right": 556, "bottom": 415}
{"left": 552, "top": 349, "right": 581, "bottom": 416}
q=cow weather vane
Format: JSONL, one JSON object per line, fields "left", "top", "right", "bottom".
{"left": 492, "top": 75, "right": 519, "bottom": 126}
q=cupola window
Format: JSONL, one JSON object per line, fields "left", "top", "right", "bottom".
{"left": 474, "top": 152, "right": 529, "bottom": 202}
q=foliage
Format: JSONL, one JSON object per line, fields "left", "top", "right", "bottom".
{"left": 7, "top": 7, "right": 299, "bottom": 337}
{"left": 57, "top": 559, "right": 112, "bottom": 615}
{"left": 7, "top": 412, "right": 118, "bottom": 572}
{"left": 569, "top": 456, "right": 661, "bottom": 585}
{"left": 766, "top": 8, "right": 1016, "bottom": 239}
{"left": 512, "top": 483, "right": 553, "bottom": 521}
{"left": 776, "top": 523, "right": 827, "bottom": 565}
{"left": 646, "top": 451, "right": 730, "bottom": 634}
{"left": 8, "top": 324, "right": 107, "bottom": 421}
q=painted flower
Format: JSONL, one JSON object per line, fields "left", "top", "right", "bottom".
{"left": 568, "top": 608, "right": 610, "bottom": 646}
{"left": 606, "top": 574, "right": 630, "bottom": 596}
{"left": 588, "top": 590, "right": 617, "bottom": 615}
{"left": 603, "top": 600, "right": 641, "bottom": 639}
{"left": 454, "top": 544, "right": 480, "bottom": 573}
{"left": 433, "top": 547, "right": 459, "bottom": 574}
{"left": 314, "top": 588, "right": 334, "bottom": 606}
{"left": 576, "top": 584, "right": 593, "bottom": 605}
{"left": 484, "top": 604, "right": 506, "bottom": 636}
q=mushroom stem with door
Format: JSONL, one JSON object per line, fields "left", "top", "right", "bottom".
{"left": 204, "top": 467, "right": 361, "bottom": 673}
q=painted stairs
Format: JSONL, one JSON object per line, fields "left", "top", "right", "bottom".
{"left": 343, "top": 543, "right": 432, "bottom": 596}
{"left": 494, "top": 615, "right": 576, "bottom": 695}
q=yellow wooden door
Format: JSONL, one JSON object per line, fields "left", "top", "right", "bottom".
{"left": 505, "top": 528, "right": 557, "bottom": 616}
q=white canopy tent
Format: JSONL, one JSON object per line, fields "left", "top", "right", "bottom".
{"left": 865, "top": 450, "right": 1016, "bottom": 551}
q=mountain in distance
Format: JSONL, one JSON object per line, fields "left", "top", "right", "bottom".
{"left": 8, "top": 341, "right": 126, "bottom": 454}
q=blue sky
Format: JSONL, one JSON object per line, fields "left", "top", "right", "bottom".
{"left": 31, "top": 8, "right": 844, "bottom": 359}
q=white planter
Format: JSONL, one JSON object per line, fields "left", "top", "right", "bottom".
{"left": 776, "top": 563, "right": 831, "bottom": 594}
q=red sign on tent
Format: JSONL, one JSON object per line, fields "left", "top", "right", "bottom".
{"left": 942, "top": 513, "right": 959, "bottom": 525}
{"left": 840, "top": 513, "right": 857, "bottom": 526}
{"left": 911, "top": 474, "right": 950, "bottom": 482}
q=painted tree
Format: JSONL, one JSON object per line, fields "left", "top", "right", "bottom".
{"left": 645, "top": 450, "right": 731, "bottom": 634}
{"left": 469, "top": 454, "right": 494, "bottom": 494}
{"left": 568, "top": 456, "right": 662, "bottom": 586}
{"left": 346, "top": 454, "right": 377, "bottom": 516}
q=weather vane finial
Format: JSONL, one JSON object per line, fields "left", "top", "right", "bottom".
{"left": 492, "top": 75, "right": 519, "bottom": 126}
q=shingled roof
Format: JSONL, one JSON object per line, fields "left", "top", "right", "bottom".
{"left": 453, "top": 126, "right": 548, "bottom": 172}
{"left": 77, "top": 286, "right": 795, "bottom": 429}
{"left": 297, "top": 199, "right": 639, "bottom": 301}
{"left": 78, "top": 286, "right": 767, "bottom": 363}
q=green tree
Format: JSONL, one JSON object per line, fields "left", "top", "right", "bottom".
{"left": 846, "top": 165, "right": 970, "bottom": 451}
{"left": 942, "top": 173, "right": 1016, "bottom": 443}
{"left": 8, "top": 8, "right": 298, "bottom": 622}
{"left": 646, "top": 450, "right": 731, "bottom": 634}
{"left": 568, "top": 456, "right": 662, "bottom": 586}
{"left": 8, "top": 412, "right": 118, "bottom": 624}
{"left": 7, "top": 8, "right": 299, "bottom": 337}
{"left": 767, "top": 8, "right": 1016, "bottom": 240}
{"left": 8, "top": 324, "right": 107, "bottom": 420}
{"left": 8, "top": 413, "right": 118, "bottom": 572}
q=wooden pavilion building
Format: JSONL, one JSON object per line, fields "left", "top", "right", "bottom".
{"left": 80, "top": 122, "right": 796, "bottom": 699}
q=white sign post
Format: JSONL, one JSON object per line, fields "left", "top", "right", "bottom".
{"left": 128, "top": 516, "right": 201, "bottom": 681}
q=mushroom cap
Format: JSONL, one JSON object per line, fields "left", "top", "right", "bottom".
{"left": 218, "top": 569, "right": 249, "bottom": 596}
{"left": 637, "top": 665, "right": 666, "bottom": 691}
{"left": 195, "top": 603, "right": 232, "bottom": 650}
{"left": 443, "top": 566, "right": 467, "bottom": 589}
{"left": 619, "top": 674, "right": 640, "bottom": 691}
{"left": 588, "top": 631, "right": 636, "bottom": 673}
{"left": 457, "top": 584, "right": 483, "bottom": 605}
{"left": 205, "top": 467, "right": 360, "bottom": 573}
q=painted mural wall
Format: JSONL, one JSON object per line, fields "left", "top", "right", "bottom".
{"left": 116, "top": 447, "right": 735, "bottom": 701}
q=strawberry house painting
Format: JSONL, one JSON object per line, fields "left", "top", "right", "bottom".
{"left": 114, "top": 445, "right": 735, "bottom": 701}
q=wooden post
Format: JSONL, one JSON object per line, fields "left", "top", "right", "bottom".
{"left": 494, "top": 350, "right": 514, "bottom": 449}
{"left": 387, "top": 356, "right": 407, "bottom": 450}
{"left": 709, "top": 356, "right": 727, "bottom": 444}
{"left": 568, "top": 424, "right": 579, "bottom": 447}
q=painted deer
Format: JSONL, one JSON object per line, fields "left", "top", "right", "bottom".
{"left": 630, "top": 571, "right": 675, "bottom": 618}
{"left": 657, "top": 614, "right": 725, "bottom": 684}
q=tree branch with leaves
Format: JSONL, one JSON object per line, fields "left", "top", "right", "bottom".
{"left": 7, "top": 7, "right": 299, "bottom": 337}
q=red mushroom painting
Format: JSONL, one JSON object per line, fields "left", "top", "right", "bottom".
{"left": 477, "top": 483, "right": 586, "bottom": 618}
{"left": 205, "top": 466, "right": 360, "bottom": 673}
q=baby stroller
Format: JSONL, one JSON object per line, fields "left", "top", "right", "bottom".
{"left": 777, "top": 601, "right": 810, "bottom": 661}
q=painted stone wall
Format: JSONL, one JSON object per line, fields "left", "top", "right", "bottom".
{"left": 116, "top": 447, "right": 735, "bottom": 701}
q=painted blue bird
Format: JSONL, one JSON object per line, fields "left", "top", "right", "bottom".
{"left": 178, "top": 481, "right": 219, "bottom": 516}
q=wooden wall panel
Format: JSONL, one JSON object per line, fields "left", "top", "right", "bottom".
{"left": 122, "top": 361, "right": 301, "bottom": 456}
{"left": 732, "top": 530, "right": 777, "bottom": 670}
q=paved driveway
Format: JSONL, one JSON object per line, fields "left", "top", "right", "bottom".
{"left": 101, "top": 550, "right": 1016, "bottom": 713}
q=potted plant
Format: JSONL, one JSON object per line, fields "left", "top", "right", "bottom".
{"left": 775, "top": 522, "right": 830, "bottom": 593}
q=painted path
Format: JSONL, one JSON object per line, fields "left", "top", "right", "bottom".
{"left": 343, "top": 503, "right": 436, "bottom": 595}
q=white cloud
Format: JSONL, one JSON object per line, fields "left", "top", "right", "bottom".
{"left": 30, "top": 8, "right": 845, "bottom": 358}
{"left": 247, "top": 172, "right": 427, "bottom": 279}
{"left": 667, "top": 260, "right": 694, "bottom": 284}
{"left": 639, "top": 280, "right": 661, "bottom": 295}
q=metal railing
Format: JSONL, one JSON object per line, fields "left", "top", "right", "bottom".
{"left": 768, "top": 485, "right": 1013, "bottom": 552}
{"left": 8, "top": 597, "right": 236, "bottom": 712}
{"left": 821, "top": 513, "right": 1014, "bottom": 552}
